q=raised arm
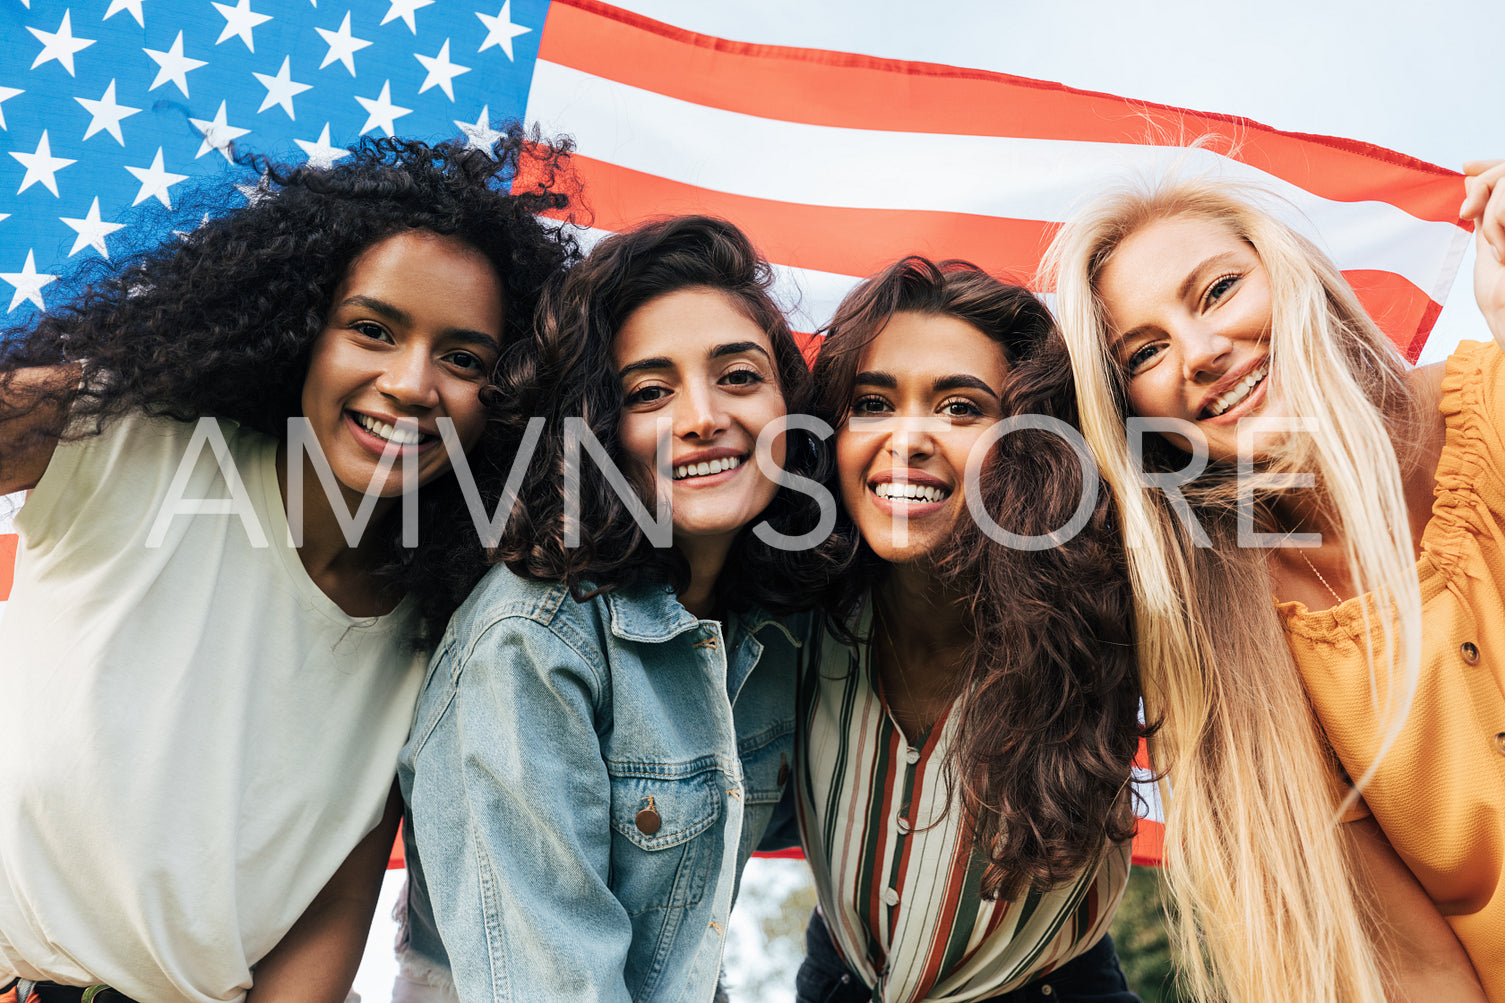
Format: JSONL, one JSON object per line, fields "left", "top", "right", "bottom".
{"left": 405, "top": 615, "right": 634, "bottom": 1003}
{"left": 0, "top": 364, "right": 78, "bottom": 495}
{"left": 1347, "top": 816, "right": 1486, "bottom": 1002}
{"left": 1461, "top": 159, "right": 1505, "bottom": 349}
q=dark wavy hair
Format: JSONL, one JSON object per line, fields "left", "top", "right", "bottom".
{"left": 489, "top": 215, "right": 839, "bottom": 612}
{"left": 811, "top": 256, "right": 1144, "bottom": 896}
{"left": 0, "top": 133, "right": 582, "bottom": 642}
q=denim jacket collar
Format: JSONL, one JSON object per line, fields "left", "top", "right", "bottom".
{"left": 603, "top": 582, "right": 805, "bottom": 650}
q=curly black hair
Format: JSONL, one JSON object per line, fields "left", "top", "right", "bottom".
{"left": 489, "top": 214, "right": 843, "bottom": 613}
{"left": 0, "top": 132, "right": 582, "bottom": 641}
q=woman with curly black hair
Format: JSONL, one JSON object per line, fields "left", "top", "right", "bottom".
{"left": 793, "top": 258, "right": 1143, "bottom": 1003}
{"left": 397, "top": 215, "right": 835, "bottom": 1003}
{"left": 0, "top": 134, "right": 577, "bottom": 1003}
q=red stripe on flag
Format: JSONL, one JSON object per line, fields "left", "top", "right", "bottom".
{"left": 0, "top": 534, "right": 16, "bottom": 602}
{"left": 524, "top": 153, "right": 1443, "bottom": 357}
{"left": 541, "top": 0, "right": 1465, "bottom": 227}
{"left": 1132, "top": 820, "right": 1165, "bottom": 868}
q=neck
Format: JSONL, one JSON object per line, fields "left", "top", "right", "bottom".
{"left": 871, "top": 563, "right": 972, "bottom": 735}
{"left": 276, "top": 443, "right": 394, "bottom": 587}
{"left": 675, "top": 536, "right": 733, "bottom": 621}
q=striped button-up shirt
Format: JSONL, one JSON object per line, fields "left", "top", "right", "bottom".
{"left": 795, "top": 606, "right": 1130, "bottom": 1002}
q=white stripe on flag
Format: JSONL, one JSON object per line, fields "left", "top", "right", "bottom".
{"left": 526, "top": 60, "right": 1465, "bottom": 302}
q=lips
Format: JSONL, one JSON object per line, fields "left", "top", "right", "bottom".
{"left": 674, "top": 454, "right": 744, "bottom": 481}
{"left": 347, "top": 410, "right": 439, "bottom": 452}
{"left": 1198, "top": 357, "right": 1270, "bottom": 420}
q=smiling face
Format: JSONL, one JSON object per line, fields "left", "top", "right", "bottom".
{"left": 613, "top": 286, "right": 788, "bottom": 569}
{"left": 299, "top": 230, "right": 504, "bottom": 506}
{"left": 1097, "top": 214, "right": 1275, "bottom": 462}
{"left": 836, "top": 311, "right": 1010, "bottom": 566}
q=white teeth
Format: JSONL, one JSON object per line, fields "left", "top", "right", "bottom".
{"left": 357, "top": 414, "right": 424, "bottom": 445}
{"left": 1207, "top": 362, "right": 1269, "bottom": 417}
{"left": 674, "top": 455, "right": 743, "bottom": 480}
{"left": 873, "top": 482, "right": 949, "bottom": 503}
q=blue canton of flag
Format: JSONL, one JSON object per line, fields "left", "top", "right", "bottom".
{"left": 0, "top": 0, "right": 550, "bottom": 325}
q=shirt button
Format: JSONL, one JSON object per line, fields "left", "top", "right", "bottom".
{"left": 1495, "top": 732, "right": 1505, "bottom": 756}
{"left": 904, "top": 748, "right": 920, "bottom": 765}
{"left": 883, "top": 887, "right": 900, "bottom": 907}
{"left": 1040, "top": 985, "right": 1054, "bottom": 997}
{"left": 1462, "top": 641, "right": 1480, "bottom": 665}
{"left": 896, "top": 816, "right": 911, "bottom": 834}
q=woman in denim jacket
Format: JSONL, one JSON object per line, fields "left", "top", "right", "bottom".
{"left": 397, "top": 216, "right": 836, "bottom": 1002}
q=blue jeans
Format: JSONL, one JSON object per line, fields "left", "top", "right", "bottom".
{"left": 793, "top": 910, "right": 1140, "bottom": 1003}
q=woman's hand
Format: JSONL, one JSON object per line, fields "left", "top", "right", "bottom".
{"left": 1461, "top": 159, "right": 1505, "bottom": 349}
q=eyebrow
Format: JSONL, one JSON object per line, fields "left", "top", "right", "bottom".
{"left": 617, "top": 341, "right": 773, "bottom": 380}
{"left": 338, "top": 295, "right": 501, "bottom": 352}
{"left": 853, "top": 370, "right": 999, "bottom": 399}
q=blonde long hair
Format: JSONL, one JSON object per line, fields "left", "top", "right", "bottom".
{"left": 1041, "top": 177, "right": 1424, "bottom": 1003}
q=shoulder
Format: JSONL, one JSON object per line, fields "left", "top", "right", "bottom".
{"left": 442, "top": 565, "right": 611, "bottom": 676}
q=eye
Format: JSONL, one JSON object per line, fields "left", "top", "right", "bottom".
{"left": 1202, "top": 273, "right": 1241, "bottom": 309}
{"left": 1124, "top": 341, "right": 1164, "bottom": 376}
{"left": 721, "top": 365, "right": 767, "bottom": 389}
{"left": 352, "top": 320, "right": 393, "bottom": 343}
{"left": 850, "top": 394, "right": 892, "bottom": 416}
{"left": 938, "top": 397, "right": 984, "bottom": 419}
{"left": 444, "top": 350, "right": 489, "bottom": 375}
{"left": 624, "top": 384, "right": 670, "bottom": 407}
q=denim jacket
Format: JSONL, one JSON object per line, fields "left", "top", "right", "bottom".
{"left": 397, "top": 564, "right": 803, "bottom": 1003}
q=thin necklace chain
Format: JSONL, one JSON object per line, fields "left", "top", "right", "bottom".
{"left": 1298, "top": 550, "right": 1345, "bottom": 604}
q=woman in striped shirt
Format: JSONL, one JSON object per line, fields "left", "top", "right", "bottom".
{"left": 794, "top": 257, "right": 1143, "bottom": 1003}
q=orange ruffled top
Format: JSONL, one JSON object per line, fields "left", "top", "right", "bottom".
{"left": 1277, "top": 340, "right": 1505, "bottom": 998}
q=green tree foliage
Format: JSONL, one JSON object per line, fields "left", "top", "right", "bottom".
{"left": 1109, "top": 865, "right": 1188, "bottom": 1003}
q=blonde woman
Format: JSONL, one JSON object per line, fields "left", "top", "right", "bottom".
{"left": 1041, "top": 160, "right": 1505, "bottom": 1003}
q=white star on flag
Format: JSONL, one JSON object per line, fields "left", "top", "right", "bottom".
{"left": 1, "top": 251, "right": 58, "bottom": 314}
{"left": 455, "top": 105, "right": 506, "bottom": 157}
{"left": 61, "top": 197, "right": 127, "bottom": 258}
{"left": 125, "top": 148, "right": 188, "bottom": 208}
{"left": 190, "top": 101, "right": 252, "bottom": 162}
{"left": 76, "top": 80, "right": 142, "bottom": 145}
{"left": 315, "top": 12, "right": 372, "bottom": 76}
{"left": 213, "top": 0, "right": 273, "bottom": 52}
{"left": 415, "top": 40, "right": 469, "bottom": 100}
{"left": 382, "top": 0, "right": 434, "bottom": 35}
{"left": 0, "top": 87, "right": 22, "bottom": 131}
{"left": 28, "top": 10, "right": 97, "bottom": 77}
{"left": 476, "top": 2, "right": 530, "bottom": 61}
{"left": 355, "top": 80, "right": 411, "bottom": 137}
{"left": 144, "top": 32, "right": 208, "bottom": 98}
{"left": 11, "top": 132, "right": 76, "bottom": 198}
{"left": 236, "top": 173, "right": 275, "bottom": 206}
{"left": 295, "top": 123, "right": 350, "bottom": 169}
{"left": 103, "top": 0, "right": 147, "bottom": 27}
{"left": 254, "top": 56, "right": 313, "bottom": 119}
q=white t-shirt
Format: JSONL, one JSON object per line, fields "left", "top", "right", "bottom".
{"left": 0, "top": 411, "right": 425, "bottom": 1002}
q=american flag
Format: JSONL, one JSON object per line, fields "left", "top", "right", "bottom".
{"left": 0, "top": 0, "right": 1477, "bottom": 866}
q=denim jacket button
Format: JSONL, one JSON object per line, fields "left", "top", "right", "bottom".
{"left": 635, "top": 806, "right": 663, "bottom": 835}
{"left": 777, "top": 756, "right": 790, "bottom": 787}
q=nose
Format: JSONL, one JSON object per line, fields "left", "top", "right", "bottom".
{"left": 1178, "top": 321, "right": 1235, "bottom": 384}
{"left": 373, "top": 344, "right": 440, "bottom": 410}
{"left": 884, "top": 417, "right": 938, "bottom": 463}
{"left": 675, "top": 381, "right": 728, "bottom": 440}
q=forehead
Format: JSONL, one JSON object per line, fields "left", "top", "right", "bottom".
{"left": 612, "top": 286, "right": 773, "bottom": 362}
{"left": 339, "top": 231, "right": 505, "bottom": 312}
{"left": 1096, "top": 215, "right": 1255, "bottom": 322}
{"left": 858, "top": 311, "right": 1009, "bottom": 385}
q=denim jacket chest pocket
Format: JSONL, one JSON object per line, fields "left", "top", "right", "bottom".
{"left": 606, "top": 764, "right": 723, "bottom": 916}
